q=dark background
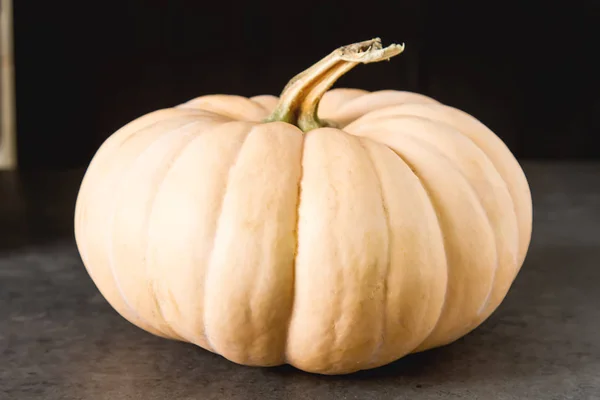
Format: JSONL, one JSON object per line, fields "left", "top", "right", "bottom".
{"left": 13, "top": 0, "right": 600, "bottom": 169}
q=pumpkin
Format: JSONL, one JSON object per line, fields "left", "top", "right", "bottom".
{"left": 74, "top": 38, "right": 532, "bottom": 375}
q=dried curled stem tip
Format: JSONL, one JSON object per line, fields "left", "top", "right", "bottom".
{"left": 336, "top": 38, "right": 405, "bottom": 63}
{"left": 265, "top": 37, "right": 406, "bottom": 131}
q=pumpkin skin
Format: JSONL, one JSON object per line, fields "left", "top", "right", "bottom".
{"left": 74, "top": 40, "right": 532, "bottom": 375}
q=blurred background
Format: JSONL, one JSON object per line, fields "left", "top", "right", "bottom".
{"left": 6, "top": 0, "right": 600, "bottom": 170}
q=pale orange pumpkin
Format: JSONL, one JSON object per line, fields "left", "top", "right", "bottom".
{"left": 74, "top": 38, "right": 532, "bottom": 375}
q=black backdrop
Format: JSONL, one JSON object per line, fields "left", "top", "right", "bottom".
{"left": 14, "top": 0, "right": 600, "bottom": 169}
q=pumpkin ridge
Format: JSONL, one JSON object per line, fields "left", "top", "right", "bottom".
{"left": 357, "top": 137, "right": 391, "bottom": 368}
{"left": 391, "top": 110, "right": 520, "bottom": 263}
{"left": 284, "top": 133, "right": 305, "bottom": 362}
{"left": 413, "top": 115, "right": 520, "bottom": 319}
{"left": 417, "top": 118, "right": 519, "bottom": 317}
{"left": 116, "top": 120, "right": 211, "bottom": 339}
{"left": 100, "top": 110, "right": 186, "bottom": 154}
{"left": 114, "top": 110, "right": 222, "bottom": 152}
{"left": 349, "top": 104, "right": 526, "bottom": 267}
{"left": 104, "top": 120, "right": 203, "bottom": 337}
{"left": 142, "top": 124, "right": 205, "bottom": 341}
{"left": 249, "top": 95, "right": 280, "bottom": 114}
{"left": 284, "top": 128, "right": 390, "bottom": 373}
{"left": 355, "top": 116, "right": 506, "bottom": 315}
{"left": 345, "top": 122, "right": 452, "bottom": 352}
{"left": 202, "top": 123, "right": 255, "bottom": 355}
{"left": 433, "top": 104, "right": 526, "bottom": 265}
{"left": 381, "top": 134, "right": 497, "bottom": 350}
{"left": 76, "top": 115, "right": 208, "bottom": 339}
{"left": 354, "top": 111, "right": 520, "bottom": 320}
{"left": 325, "top": 90, "right": 373, "bottom": 124}
{"left": 326, "top": 91, "right": 439, "bottom": 128}
{"left": 79, "top": 112, "right": 210, "bottom": 215}
{"left": 317, "top": 88, "right": 369, "bottom": 117}
{"left": 179, "top": 94, "right": 268, "bottom": 122}
{"left": 350, "top": 112, "right": 519, "bottom": 317}
{"left": 391, "top": 130, "right": 500, "bottom": 318}
{"left": 376, "top": 145, "right": 451, "bottom": 354}
{"left": 344, "top": 107, "right": 415, "bottom": 131}
{"left": 143, "top": 119, "right": 244, "bottom": 343}
{"left": 372, "top": 134, "right": 488, "bottom": 351}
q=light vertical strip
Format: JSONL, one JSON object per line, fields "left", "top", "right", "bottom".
{"left": 0, "top": 0, "right": 16, "bottom": 170}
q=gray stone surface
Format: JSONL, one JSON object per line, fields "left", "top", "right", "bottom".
{"left": 1, "top": 161, "right": 599, "bottom": 399}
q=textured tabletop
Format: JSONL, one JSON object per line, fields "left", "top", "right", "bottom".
{"left": 1, "top": 161, "right": 599, "bottom": 399}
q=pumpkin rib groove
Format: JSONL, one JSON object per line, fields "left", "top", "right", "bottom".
{"left": 143, "top": 120, "right": 237, "bottom": 343}
{"left": 331, "top": 90, "right": 439, "bottom": 128}
{"left": 330, "top": 90, "right": 374, "bottom": 113}
{"left": 334, "top": 91, "right": 404, "bottom": 115}
{"left": 179, "top": 95, "right": 268, "bottom": 122}
{"left": 114, "top": 110, "right": 218, "bottom": 151}
{"left": 91, "top": 110, "right": 182, "bottom": 158}
{"left": 394, "top": 131, "right": 500, "bottom": 318}
{"left": 380, "top": 148, "right": 451, "bottom": 354}
{"left": 433, "top": 106, "right": 522, "bottom": 206}
{"left": 77, "top": 115, "right": 206, "bottom": 339}
{"left": 348, "top": 105, "right": 525, "bottom": 267}
{"left": 105, "top": 119, "right": 203, "bottom": 337}
{"left": 395, "top": 110, "right": 520, "bottom": 269}
{"left": 77, "top": 111, "right": 208, "bottom": 240}
{"left": 358, "top": 137, "right": 391, "bottom": 368}
{"left": 202, "top": 123, "right": 255, "bottom": 355}
{"left": 317, "top": 88, "right": 369, "bottom": 119}
{"left": 116, "top": 120, "right": 208, "bottom": 340}
{"left": 432, "top": 107, "right": 524, "bottom": 270}
{"left": 283, "top": 133, "right": 305, "bottom": 363}
{"left": 421, "top": 120, "right": 518, "bottom": 316}
{"left": 249, "top": 95, "right": 280, "bottom": 114}
{"left": 343, "top": 123, "right": 452, "bottom": 353}
{"left": 329, "top": 91, "right": 387, "bottom": 126}
{"left": 141, "top": 124, "right": 203, "bottom": 341}
{"left": 370, "top": 112, "right": 520, "bottom": 319}
{"left": 349, "top": 112, "right": 517, "bottom": 319}
{"left": 361, "top": 116, "right": 504, "bottom": 318}
{"left": 384, "top": 135, "right": 498, "bottom": 349}
{"left": 419, "top": 115, "right": 520, "bottom": 318}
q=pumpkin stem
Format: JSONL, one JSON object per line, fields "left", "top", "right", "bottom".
{"left": 263, "top": 38, "right": 405, "bottom": 132}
